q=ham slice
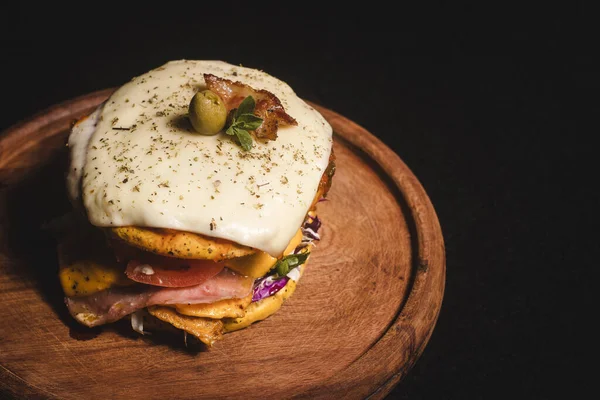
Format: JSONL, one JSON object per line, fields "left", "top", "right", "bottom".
{"left": 65, "top": 268, "right": 253, "bottom": 327}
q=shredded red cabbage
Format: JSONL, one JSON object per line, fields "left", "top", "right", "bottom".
{"left": 251, "top": 215, "right": 322, "bottom": 302}
{"left": 304, "top": 215, "right": 322, "bottom": 232}
{"left": 301, "top": 215, "right": 321, "bottom": 242}
{"left": 302, "top": 228, "right": 320, "bottom": 241}
{"left": 252, "top": 275, "right": 290, "bottom": 302}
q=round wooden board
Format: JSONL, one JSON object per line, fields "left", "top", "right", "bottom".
{"left": 0, "top": 90, "right": 445, "bottom": 400}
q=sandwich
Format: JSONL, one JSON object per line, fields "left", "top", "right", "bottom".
{"left": 59, "top": 60, "right": 335, "bottom": 347}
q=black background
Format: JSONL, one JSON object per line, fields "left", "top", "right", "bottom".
{"left": 0, "top": 3, "right": 594, "bottom": 399}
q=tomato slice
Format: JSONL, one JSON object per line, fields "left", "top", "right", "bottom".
{"left": 126, "top": 257, "right": 224, "bottom": 287}
{"left": 110, "top": 238, "right": 225, "bottom": 287}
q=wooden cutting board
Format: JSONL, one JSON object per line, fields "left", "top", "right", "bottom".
{"left": 0, "top": 90, "right": 445, "bottom": 400}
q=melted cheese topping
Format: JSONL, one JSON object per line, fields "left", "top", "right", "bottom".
{"left": 69, "top": 60, "right": 332, "bottom": 256}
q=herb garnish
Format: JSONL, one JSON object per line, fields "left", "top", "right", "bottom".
{"left": 225, "top": 96, "right": 263, "bottom": 151}
{"left": 273, "top": 252, "right": 310, "bottom": 277}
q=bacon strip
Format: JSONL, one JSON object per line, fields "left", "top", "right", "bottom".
{"left": 65, "top": 269, "right": 254, "bottom": 327}
{"left": 204, "top": 73, "right": 297, "bottom": 141}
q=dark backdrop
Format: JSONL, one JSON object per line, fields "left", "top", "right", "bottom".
{"left": 0, "top": 3, "right": 594, "bottom": 399}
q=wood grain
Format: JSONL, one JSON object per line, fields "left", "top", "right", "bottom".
{"left": 0, "top": 90, "right": 445, "bottom": 400}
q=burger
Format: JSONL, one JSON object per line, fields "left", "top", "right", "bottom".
{"left": 59, "top": 60, "right": 335, "bottom": 347}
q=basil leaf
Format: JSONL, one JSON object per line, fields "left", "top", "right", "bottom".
{"left": 273, "top": 252, "right": 310, "bottom": 276}
{"left": 294, "top": 252, "right": 310, "bottom": 265}
{"left": 275, "top": 259, "right": 289, "bottom": 276}
{"left": 237, "top": 113, "right": 263, "bottom": 130}
{"left": 225, "top": 123, "right": 237, "bottom": 136}
{"left": 235, "top": 96, "right": 256, "bottom": 118}
{"left": 236, "top": 129, "right": 254, "bottom": 151}
{"left": 223, "top": 96, "right": 263, "bottom": 151}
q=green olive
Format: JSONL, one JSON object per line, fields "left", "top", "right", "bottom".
{"left": 188, "top": 90, "right": 227, "bottom": 135}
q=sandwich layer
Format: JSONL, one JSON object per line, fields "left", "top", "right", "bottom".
{"left": 109, "top": 226, "right": 255, "bottom": 260}
{"left": 68, "top": 60, "right": 333, "bottom": 256}
{"left": 57, "top": 217, "right": 311, "bottom": 335}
